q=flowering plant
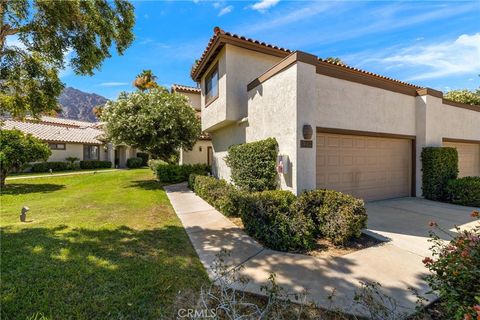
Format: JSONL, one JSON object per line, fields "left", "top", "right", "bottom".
{"left": 423, "top": 210, "right": 480, "bottom": 320}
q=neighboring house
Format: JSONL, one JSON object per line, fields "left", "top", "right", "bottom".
{"left": 1, "top": 116, "right": 137, "bottom": 168}
{"left": 190, "top": 27, "right": 480, "bottom": 201}
{"left": 171, "top": 84, "right": 213, "bottom": 165}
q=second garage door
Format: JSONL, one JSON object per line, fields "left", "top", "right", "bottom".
{"left": 443, "top": 141, "right": 480, "bottom": 177}
{"left": 316, "top": 132, "right": 412, "bottom": 201}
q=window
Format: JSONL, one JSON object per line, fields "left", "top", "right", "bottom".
{"left": 83, "top": 145, "right": 99, "bottom": 160}
{"left": 49, "top": 143, "right": 66, "bottom": 150}
{"left": 205, "top": 65, "right": 218, "bottom": 105}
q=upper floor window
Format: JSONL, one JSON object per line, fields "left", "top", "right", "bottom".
{"left": 205, "top": 65, "right": 218, "bottom": 105}
{"left": 49, "top": 143, "right": 66, "bottom": 150}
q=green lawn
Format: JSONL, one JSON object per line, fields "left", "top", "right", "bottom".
{"left": 0, "top": 169, "right": 208, "bottom": 319}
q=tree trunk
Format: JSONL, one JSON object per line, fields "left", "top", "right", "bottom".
{"left": 0, "top": 169, "right": 6, "bottom": 188}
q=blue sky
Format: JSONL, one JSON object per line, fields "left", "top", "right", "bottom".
{"left": 59, "top": 0, "right": 480, "bottom": 99}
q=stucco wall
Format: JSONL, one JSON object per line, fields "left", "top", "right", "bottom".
{"left": 181, "top": 91, "right": 201, "bottom": 111}
{"left": 179, "top": 140, "right": 213, "bottom": 165}
{"left": 48, "top": 143, "right": 84, "bottom": 162}
{"left": 247, "top": 64, "right": 298, "bottom": 192}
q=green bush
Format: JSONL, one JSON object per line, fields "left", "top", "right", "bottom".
{"left": 295, "top": 190, "right": 367, "bottom": 245}
{"left": 126, "top": 157, "right": 143, "bottom": 169}
{"left": 31, "top": 161, "right": 69, "bottom": 172}
{"left": 154, "top": 163, "right": 210, "bottom": 183}
{"left": 136, "top": 152, "right": 149, "bottom": 166}
{"left": 189, "top": 174, "right": 245, "bottom": 217}
{"left": 446, "top": 177, "right": 480, "bottom": 207}
{"left": 79, "top": 160, "right": 112, "bottom": 169}
{"left": 148, "top": 159, "right": 167, "bottom": 172}
{"left": 225, "top": 138, "right": 278, "bottom": 192}
{"left": 239, "top": 190, "right": 315, "bottom": 251}
{"left": 421, "top": 147, "right": 458, "bottom": 201}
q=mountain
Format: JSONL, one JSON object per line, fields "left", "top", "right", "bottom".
{"left": 58, "top": 87, "right": 108, "bottom": 122}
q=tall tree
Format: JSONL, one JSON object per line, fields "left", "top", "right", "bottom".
{"left": 133, "top": 69, "right": 158, "bottom": 91}
{"left": 101, "top": 88, "right": 201, "bottom": 160}
{"left": 0, "top": 0, "right": 135, "bottom": 118}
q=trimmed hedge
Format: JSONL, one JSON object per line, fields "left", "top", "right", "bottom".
{"left": 421, "top": 147, "right": 458, "bottom": 201}
{"left": 239, "top": 190, "right": 316, "bottom": 251}
{"left": 79, "top": 160, "right": 112, "bottom": 169}
{"left": 189, "top": 174, "right": 245, "bottom": 217}
{"left": 225, "top": 138, "right": 278, "bottom": 192}
{"left": 126, "top": 157, "right": 143, "bottom": 169}
{"left": 295, "top": 190, "right": 367, "bottom": 245}
{"left": 31, "top": 161, "right": 69, "bottom": 173}
{"left": 153, "top": 163, "right": 210, "bottom": 183}
{"left": 136, "top": 152, "right": 149, "bottom": 166}
{"left": 446, "top": 177, "right": 480, "bottom": 207}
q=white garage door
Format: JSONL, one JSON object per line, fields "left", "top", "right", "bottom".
{"left": 443, "top": 141, "right": 480, "bottom": 177}
{"left": 316, "top": 132, "right": 412, "bottom": 201}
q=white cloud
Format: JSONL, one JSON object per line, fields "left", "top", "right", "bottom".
{"left": 379, "top": 33, "right": 480, "bottom": 81}
{"left": 250, "top": 0, "right": 279, "bottom": 12}
{"left": 218, "top": 5, "right": 233, "bottom": 16}
{"left": 99, "top": 82, "right": 129, "bottom": 87}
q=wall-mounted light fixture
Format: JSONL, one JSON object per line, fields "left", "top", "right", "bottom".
{"left": 302, "top": 124, "right": 313, "bottom": 140}
{"left": 199, "top": 146, "right": 203, "bottom": 152}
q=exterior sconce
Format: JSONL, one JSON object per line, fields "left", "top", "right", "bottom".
{"left": 302, "top": 124, "right": 313, "bottom": 140}
{"left": 199, "top": 146, "right": 203, "bottom": 152}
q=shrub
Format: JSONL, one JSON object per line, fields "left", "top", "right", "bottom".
{"left": 189, "top": 174, "right": 245, "bottom": 217}
{"left": 239, "top": 190, "right": 315, "bottom": 251}
{"left": 225, "top": 138, "right": 278, "bottom": 192}
{"left": 31, "top": 161, "right": 70, "bottom": 172}
{"left": 148, "top": 159, "right": 167, "bottom": 172}
{"left": 154, "top": 163, "right": 210, "bottom": 183}
{"left": 79, "top": 160, "right": 112, "bottom": 169}
{"left": 136, "top": 152, "right": 149, "bottom": 166}
{"left": 446, "top": 177, "right": 480, "bottom": 207}
{"left": 295, "top": 190, "right": 367, "bottom": 245}
{"left": 421, "top": 147, "right": 458, "bottom": 201}
{"left": 126, "top": 157, "right": 143, "bottom": 168}
{"left": 423, "top": 212, "right": 480, "bottom": 320}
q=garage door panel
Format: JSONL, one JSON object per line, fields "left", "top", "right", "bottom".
{"left": 316, "top": 132, "right": 412, "bottom": 201}
{"left": 443, "top": 141, "right": 480, "bottom": 177}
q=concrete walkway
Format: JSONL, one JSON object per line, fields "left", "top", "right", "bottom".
{"left": 164, "top": 183, "right": 447, "bottom": 317}
{"left": 6, "top": 169, "right": 120, "bottom": 180}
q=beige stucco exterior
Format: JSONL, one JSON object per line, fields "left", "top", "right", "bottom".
{"left": 47, "top": 143, "right": 111, "bottom": 163}
{"left": 179, "top": 140, "right": 213, "bottom": 165}
{"left": 197, "top": 41, "right": 480, "bottom": 199}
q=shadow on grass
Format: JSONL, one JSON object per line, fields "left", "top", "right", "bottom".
{"left": 0, "top": 224, "right": 208, "bottom": 319}
{"left": 127, "top": 179, "right": 164, "bottom": 191}
{"left": 0, "top": 183, "right": 65, "bottom": 195}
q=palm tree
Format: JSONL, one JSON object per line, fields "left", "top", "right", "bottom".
{"left": 133, "top": 70, "right": 158, "bottom": 91}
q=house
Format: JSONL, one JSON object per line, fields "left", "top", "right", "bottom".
{"left": 1, "top": 116, "right": 137, "bottom": 168}
{"left": 171, "top": 84, "right": 213, "bottom": 165}
{"left": 190, "top": 27, "right": 480, "bottom": 201}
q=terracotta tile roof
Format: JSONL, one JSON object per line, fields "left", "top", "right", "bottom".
{"left": 191, "top": 27, "right": 419, "bottom": 88}
{"left": 34, "top": 116, "right": 99, "bottom": 128}
{"left": 171, "top": 84, "right": 201, "bottom": 94}
{"left": 2, "top": 117, "right": 104, "bottom": 144}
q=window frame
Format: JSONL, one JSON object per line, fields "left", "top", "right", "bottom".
{"left": 49, "top": 143, "right": 66, "bottom": 150}
{"left": 83, "top": 144, "right": 100, "bottom": 161}
{"left": 204, "top": 63, "right": 219, "bottom": 107}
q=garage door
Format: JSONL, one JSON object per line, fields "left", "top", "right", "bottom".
{"left": 443, "top": 141, "right": 480, "bottom": 177}
{"left": 316, "top": 132, "right": 412, "bottom": 201}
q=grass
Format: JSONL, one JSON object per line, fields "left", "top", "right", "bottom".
{"left": 7, "top": 167, "right": 116, "bottom": 178}
{"left": 0, "top": 169, "right": 208, "bottom": 319}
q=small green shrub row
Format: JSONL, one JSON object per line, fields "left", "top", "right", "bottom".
{"left": 31, "top": 161, "right": 70, "bottom": 172}
{"left": 148, "top": 159, "right": 168, "bottom": 172}
{"left": 295, "top": 190, "right": 368, "bottom": 245}
{"left": 446, "top": 177, "right": 480, "bottom": 207}
{"left": 189, "top": 174, "right": 245, "bottom": 217}
{"left": 126, "top": 157, "right": 143, "bottom": 169}
{"left": 188, "top": 175, "right": 367, "bottom": 251}
{"left": 153, "top": 163, "right": 210, "bottom": 183}
{"left": 136, "top": 152, "right": 149, "bottom": 166}
{"left": 421, "top": 147, "right": 458, "bottom": 201}
{"left": 225, "top": 138, "right": 278, "bottom": 192}
{"left": 79, "top": 160, "right": 112, "bottom": 169}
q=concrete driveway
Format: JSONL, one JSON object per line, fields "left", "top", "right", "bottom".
{"left": 365, "top": 197, "right": 478, "bottom": 257}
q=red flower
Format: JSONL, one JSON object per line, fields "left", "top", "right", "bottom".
{"left": 422, "top": 257, "right": 434, "bottom": 265}
{"left": 473, "top": 305, "right": 480, "bottom": 315}
{"left": 461, "top": 250, "right": 470, "bottom": 258}
{"left": 464, "top": 313, "right": 472, "bottom": 320}
{"left": 428, "top": 221, "right": 438, "bottom": 227}
{"left": 471, "top": 210, "right": 479, "bottom": 218}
